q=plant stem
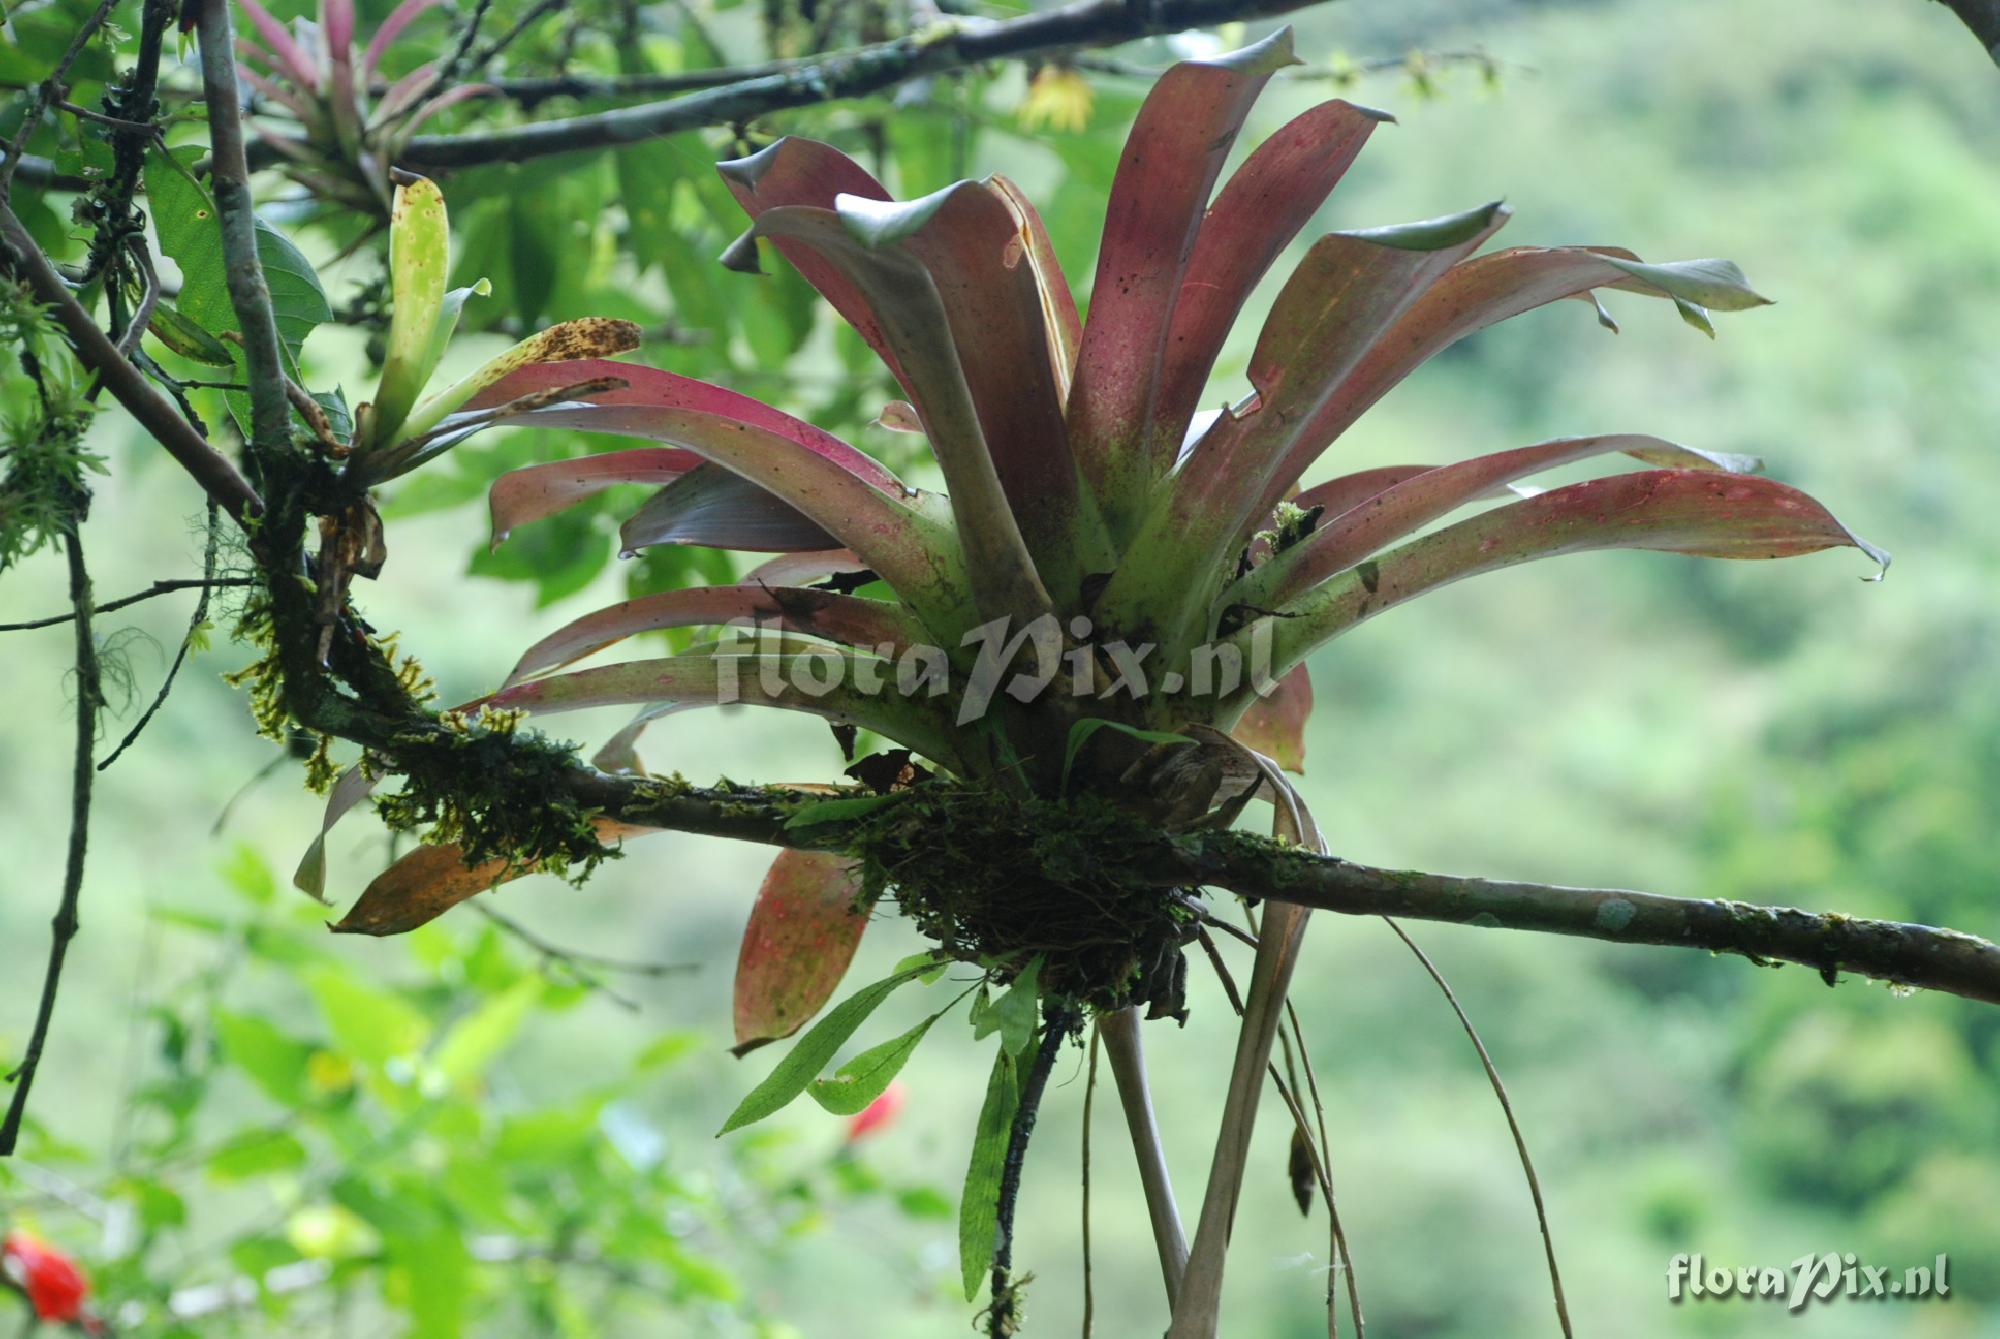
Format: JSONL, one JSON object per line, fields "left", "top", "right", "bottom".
{"left": 1100, "top": 1007, "right": 1188, "bottom": 1308}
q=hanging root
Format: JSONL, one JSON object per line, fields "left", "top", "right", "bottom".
{"left": 985, "top": 1006, "right": 1079, "bottom": 1337}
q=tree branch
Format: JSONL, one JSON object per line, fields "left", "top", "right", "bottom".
{"left": 0, "top": 205, "right": 263, "bottom": 526}
{"left": 195, "top": 0, "right": 292, "bottom": 456}
{"left": 427, "top": 779, "right": 2000, "bottom": 1007}
{"left": 1934, "top": 0, "right": 2000, "bottom": 62}
{"left": 394, "top": 0, "right": 1340, "bottom": 170}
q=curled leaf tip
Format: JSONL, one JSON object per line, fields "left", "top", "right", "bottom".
{"left": 720, "top": 228, "right": 763, "bottom": 275}
{"left": 716, "top": 139, "right": 789, "bottom": 190}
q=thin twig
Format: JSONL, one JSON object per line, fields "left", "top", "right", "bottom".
{"left": 114, "top": 241, "right": 162, "bottom": 361}
{"left": 468, "top": 0, "right": 567, "bottom": 72}
{"left": 0, "top": 577, "right": 255, "bottom": 632}
{"left": 0, "top": 0, "right": 121, "bottom": 195}
{"left": 1286, "top": 997, "right": 1362, "bottom": 1338}
{"left": 471, "top": 901, "right": 696, "bottom": 1012}
{"left": 55, "top": 99, "right": 158, "bottom": 135}
{"left": 1383, "top": 919, "right": 1571, "bottom": 1339}
{"left": 1080, "top": 1021, "right": 1099, "bottom": 1339}
{"left": 98, "top": 501, "right": 221, "bottom": 770}
{"left": 1, "top": 523, "right": 101, "bottom": 1156}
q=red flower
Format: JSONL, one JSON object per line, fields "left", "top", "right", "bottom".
{"left": 845, "top": 1082, "right": 907, "bottom": 1143}
{"left": 2, "top": 1229, "right": 89, "bottom": 1323}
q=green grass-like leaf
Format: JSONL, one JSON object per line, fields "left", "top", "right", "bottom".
{"left": 717, "top": 957, "right": 937, "bottom": 1134}
{"left": 958, "top": 1043, "right": 1020, "bottom": 1301}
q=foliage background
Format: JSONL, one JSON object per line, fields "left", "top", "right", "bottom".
{"left": 2, "top": 0, "right": 1997, "bottom": 1333}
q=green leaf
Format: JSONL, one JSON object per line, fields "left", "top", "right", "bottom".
{"left": 717, "top": 960, "right": 934, "bottom": 1134}
{"left": 1341, "top": 200, "right": 1510, "bottom": 253}
{"left": 307, "top": 967, "right": 431, "bottom": 1070}
{"left": 808, "top": 1004, "right": 949, "bottom": 1114}
{"left": 971, "top": 956, "right": 1041, "bottom": 1060}
{"left": 213, "top": 1010, "right": 313, "bottom": 1105}
{"left": 429, "top": 978, "right": 540, "bottom": 1086}
{"left": 782, "top": 793, "right": 899, "bottom": 830}
{"left": 1596, "top": 254, "right": 1772, "bottom": 312}
{"left": 206, "top": 1128, "right": 308, "bottom": 1181}
{"left": 370, "top": 175, "right": 452, "bottom": 447}
{"left": 145, "top": 302, "right": 235, "bottom": 366}
{"left": 959, "top": 1044, "right": 1019, "bottom": 1301}
{"left": 1060, "top": 718, "right": 1194, "bottom": 794}
{"left": 143, "top": 147, "right": 331, "bottom": 426}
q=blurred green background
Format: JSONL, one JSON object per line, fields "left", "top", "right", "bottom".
{"left": 3, "top": 0, "right": 1998, "bottom": 1332}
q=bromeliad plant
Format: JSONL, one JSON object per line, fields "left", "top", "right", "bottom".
{"left": 235, "top": 0, "right": 487, "bottom": 216}
{"left": 327, "top": 26, "right": 1883, "bottom": 1337}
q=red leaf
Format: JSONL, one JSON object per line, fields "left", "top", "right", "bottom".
{"left": 1295, "top": 244, "right": 1761, "bottom": 472}
{"left": 1270, "top": 470, "right": 1888, "bottom": 669}
{"left": 1149, "top": 98, "right": 1390, "bottom": 461}
{"left": 733, "top": 849, "right": 870, "bottom": 1055}
{"left": 752, "top": 203, "right": 1054, "bottom": 626}
{"left": 481, "top": 653, "right": 972, "bottom": 775}
{"left": 1067, "top": 28, "right": 1299, "bottom": 533}
{"left": 1230, "top": 664, "right": 1313, "bottom": 774}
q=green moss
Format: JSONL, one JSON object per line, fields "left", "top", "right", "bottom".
{"left": 829, "top": 787, "right": 1203, "bottom": 1017}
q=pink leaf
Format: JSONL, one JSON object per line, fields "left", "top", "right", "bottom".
{"left": 753, "top": 203, "right": 1054, "bottom": 626}
{"left": 1249, "top": 434, "right": 1762, "bottom": 609}
{"left": 1269, "top": 470, "right": 1888, "bottom": 671}
{"left": 1148, "top": 99, "right": 1390, "bottom": 461}
{"left": 717, "top": 138, "right": 907, "bottom": 392}
{"left": 373, "top": 61, "right": 442, "bottom": 121}
{"left": 732, "top": 850, "right": 870, "bottom": 1054}
{"left": 989, "top": 173, "right": 1080, "bottom": 398}
{"left": 480, "top": 653, "right": 971, "bottom": 774}
{"left": 1099, "top": 204, "right": 1509, "bottom": 644}
{"left": 235, "top": 0, "right": 320, "bottom": 90}
{"left": 1066, "top": 27, "right": 1299, "bottom": 534}
{"left": 502, "top": 584, "right": 920, "bottom": 688}
{"left": 489, "top": 447, "right": 701, "bottom": 546}
{"left": 1229, "top": 664, "right": 1312, "bottom": 774}
{"left": 1295, "top": 245, "right": 1761, "bottom": 472}
{"left": 362, "top": 0, "right": 440, "bottom": 77}
{"left": 462, "top": 360, "right": 961, "bottom": 616}
{"left": 837, "top": 181, "right": 1094, "bottom": 599}
{"left": 401, "top": 81, "right": 496, "bottom": 134}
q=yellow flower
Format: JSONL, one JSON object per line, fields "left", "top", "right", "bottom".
{"left": 1018, "top": 65, "right": 1093, "bottom": 135}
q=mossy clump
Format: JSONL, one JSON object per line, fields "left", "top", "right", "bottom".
{"left": 377, "top": 709, "right": 614, "bottom": 880}
{"left": 848, "top": 787, "right": 1199, "bottom": 1019}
